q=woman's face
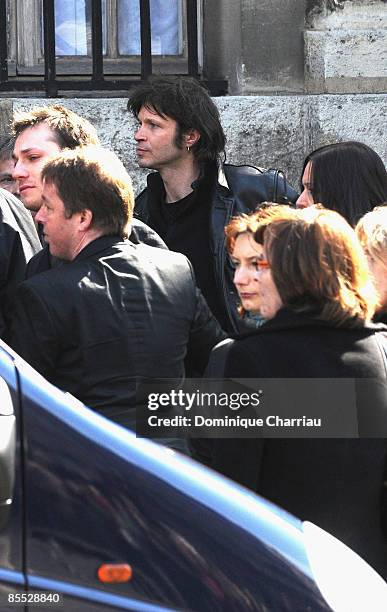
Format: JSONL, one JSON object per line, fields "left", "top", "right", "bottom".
{"left": 368, "top": 254, "right": 387, "bottom": 312}
{"left": 232, "top": 233, "right": 263, "bottom": 314}
{"left": 256, "top": 245, "right": 283, "bottom": 320}
{"left": 296, "top": 161, "right": 314, "bottom": 209}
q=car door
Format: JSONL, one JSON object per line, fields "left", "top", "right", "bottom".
{"left": 0, "top": 344, "right": 27, "bottom": 610}
{"left": 2, "top": 339, "right": 331, "bottom": 611}
{"left": 11, "top": 349, "right": 174, "bottom": 612}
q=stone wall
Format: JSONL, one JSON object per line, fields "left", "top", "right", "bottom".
{"left": 1, "top": 93, "right": 385, "bottom": 195}
{"left": 203, "top": 0, "right": 306, "bottom": 95}
{"left": 203, "top": 0, "right": 386, "bottom": 96}
{"left": 0, "top": 1, "right": 385, "bottom": 195}
{"left": 305, "top": 0, "right": 387, "bottom": 94}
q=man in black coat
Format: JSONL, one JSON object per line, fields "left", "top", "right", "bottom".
{"left": 0, "top": 188, "right": 41, "bottom": 336}
{"left": 0, "top": 135, "right": 41, "bottom": 335}
{"left": 127, "top": 76, "right": 298, "bottom": 333}
{"left": 9, "top": 146, "right": 225, "bottom": 432}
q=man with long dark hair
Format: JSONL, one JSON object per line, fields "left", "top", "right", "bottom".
{"left": 128, "top": 76, "right": 297, "bottom": 332}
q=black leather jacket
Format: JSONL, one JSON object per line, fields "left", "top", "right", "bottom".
{"left": 0, "top": 189, "right": 41, "bottom": 336}
{"left": 10, "top": 236, "right": 226, "bottom": 426}
{"left": 25, "top": 217, "right": 167, "bottom": 279}
{"left": 135, "top": 164, "right": 298, "bottom": 332}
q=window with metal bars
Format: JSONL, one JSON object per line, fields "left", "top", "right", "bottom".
{"left": 0, "top": 0, "right": 226, "bottom": 96}
{"left": 54, "top": 0, "right": 183, "bottom": 57}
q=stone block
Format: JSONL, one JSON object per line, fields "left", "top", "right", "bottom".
{"left": 305, "top": 29, "right": 387, "bottom": 93}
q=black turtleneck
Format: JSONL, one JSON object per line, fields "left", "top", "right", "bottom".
{"left": 144, "top": 165, "right": 225, "bottom": 327}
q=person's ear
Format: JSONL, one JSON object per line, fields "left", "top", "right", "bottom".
{"left": 79, "top": 208, "right": 93, "bottom": 231}
{"left": 184, "top": 129, "right": 200, "bottom": 149}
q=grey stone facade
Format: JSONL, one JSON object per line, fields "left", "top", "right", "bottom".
{"left": 0, "top": 0, "right": 385, "bottom": 195}
{"left": 204, "top": 0, "right": 386, "bottom": 95}
{"left": 1, "top": 93, "right": 384, "bottom": 195}
{"left": 305, "top": 0, "right": 387, "bottom": 94}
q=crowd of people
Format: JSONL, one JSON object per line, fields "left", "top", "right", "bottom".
{"left": 0, "top": 75, "right": 387, "bottom": 577}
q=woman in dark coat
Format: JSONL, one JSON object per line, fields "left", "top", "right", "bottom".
{"left": 194, "top": 205, "right": 387, "bottom": 579}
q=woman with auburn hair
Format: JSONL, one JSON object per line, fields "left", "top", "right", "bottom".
{"left": 296, "top": 141, "right": 387, "bottom": 226}
{"left": 225, "top": 204, "right": 298, "bottom": 328}
{"left": 192, "top": 205, "right": 387, "bottom": 579}
{"left": 356, "top": 206, "right": 387, "bottom": 324}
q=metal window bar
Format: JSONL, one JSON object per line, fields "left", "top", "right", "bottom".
{"left": 91, "top": 0, "right": 104, "bottom": 83}
{"left": 0, "top": 0, "right": 227, "bottom": 96}
{"left": 187, "top": 0, "right": 198, "bottom": 77}
{"left": 43, "top": 0, "right": 57, "bottom": 96}
{"left": 140, "top": 0, "right": 152, "bottom": 80}
{"left": 0, "top": 0, "right": 8, "bottom": 83}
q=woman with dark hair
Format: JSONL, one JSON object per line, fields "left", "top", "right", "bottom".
{"left": 193, "top": 205, "right": 387, "bottom": 578}
{"left": 297, "top": 141, "right": 387, "bottom": 226}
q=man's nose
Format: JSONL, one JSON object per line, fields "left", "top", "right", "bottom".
{"left": 134, "top": 126, "right": 145, "bottom": 141}
{"left": 35, "top": 207, "right": 45, "bottom": 224}
{"left": 12, "top": 160, "right": 27, "bottom": 180}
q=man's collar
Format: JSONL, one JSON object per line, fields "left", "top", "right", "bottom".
{"left": 191, "top": 161, "right": 219, "bottom": 190}
{"left": 146, "top": 171, "right": 164, "bottom": 190}
{"left": 146, "top": 162, "right": 218, "bottom": 194}
{"left": 73, "top": 234, "right": 122, "bottom": 262}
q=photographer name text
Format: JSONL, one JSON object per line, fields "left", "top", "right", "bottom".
{"left": 147, "top": 415, "right": 321, "bottom": 428}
